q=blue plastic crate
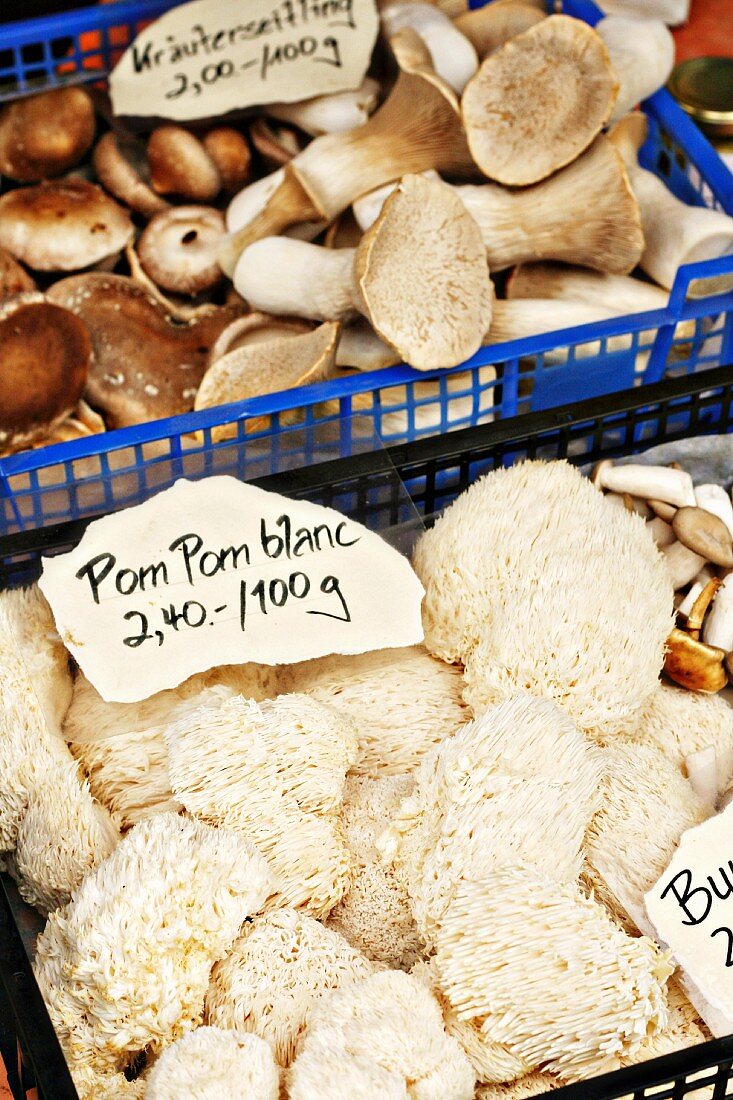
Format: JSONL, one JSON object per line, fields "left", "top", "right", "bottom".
{"left": 1, "top": 0, "right": 733, "bottom": 535}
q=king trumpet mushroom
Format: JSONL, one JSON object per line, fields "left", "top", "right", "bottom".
{"left": 461, "top": 16, "right": 619, "bottom": 186}
{"left": 596, "top": 0, "right": 691, "bottom": 26}
{"left": 380, "top": 2, "right": 479, "bottom": 92}
{"left": 596, "top": 15, "right": 675, "bottom": 122}
{"left": 453, "top": 2, "right": 546, "bottom": 59}
{"left": 610, "top": 112, "right": 733, "bottom": 293}
{"left": 218, "top": 29, "right": 478, "bottom": 275}
{"left": 234, "top": 174, "right": 492, "bottom": 371}
{"left": 265, "top": 78, "right": 380, "bottom": 136}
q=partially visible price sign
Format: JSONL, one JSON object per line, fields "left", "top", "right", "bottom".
{"left": 108, "top": 0, "right": 379, "bottom": 121}
{"left": 39, "top": 476, "right": 424, "bottom": 703}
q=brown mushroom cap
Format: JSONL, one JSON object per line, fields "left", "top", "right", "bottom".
{"left": 454, "top": 3, "right": 545, "bottom": 58}
{"left": 47, "top": 274, "right": 245, "bottom": 428}
{"left": 0, "top": 88, "right": 95, "bottom": 182}
{"left": 353, "top": 173, "right": 492, "bottom": 371}
{"left": 0, "top": 180, "right": 134, "bottom": 271}
{"left": 92, "top": 131, "right": 168, "bottom": 218}
{"left": 137, "top": 206, "right": 226, "bottom": 297}
{"left": 147, "top": 125, "right": 221, "bottom": 202}
{"left": 0, "top": 293, "right": 91, "bottom": 452}
{"left": 202, "top": 128, "right": 252, "bottom": 194}
{"left": 461, "top": 15, "right": 618, "bottom": 186}
{"left": 0, "top": 248, "right": 36, "bottom": 300}
{"left": 673, "top": 506, "right": 733, "bottom": 568}
{"left": 249, "top": 117, "right": 304, "bottom": 171}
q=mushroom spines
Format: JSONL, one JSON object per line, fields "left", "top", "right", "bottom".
{"left": 144, "top": 1027, "right": 279, "bottom": 1100}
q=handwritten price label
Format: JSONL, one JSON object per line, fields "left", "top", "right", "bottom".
{"left": 645, "top": 801, "right": 733, "bottom": 1036}
{"left": 39, "top": 477, "right": 424, "bottom": 703}
{"left": 108, "top": 0, "right": 379, "bottom": 122}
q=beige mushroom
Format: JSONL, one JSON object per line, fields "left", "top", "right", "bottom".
{"left": 125, "top": 242, "right": 221, "bottom": 323}
{"left": 485, "top": 299, "right": 632, "bottom": 360}
{"left": 195, "top": 322, "right": 340, "bottom": 441}
{"left": 596, "top": 0, "right": 690, "bottom": 26}
{"left": 0, "top": 180, "right": 133, "bottom": 271}
{"left": 234, "top": 175, "right": 491, "bottom": 371}
{"left": 647, "top": 516, "right": 675, "bottom": 548}
{"left": 218, "top": 28, "right": 477, "bottom": 276}
{"left": 454, "top": 3, "right": 545, "bottom": 58}
{"left": 461, "top": 16, "right": 618, "bottom": 186}
{"left": 695, "top": 484, "right": 733, "bottom": 539}
{"left": 208, "top": 313, "right": 313, "bottom": 364}
{"left": 676, "top": 565, "right": 716, "bottom": 619}
{"left": 249, "top": 116, "right": 304, "bottom": 170}
{"left": 663, "top": 540, "right": 708, "bottom": 590}
{"left": 147, "top": 124, "right": 221, "bottom": 201}
{"left": 592, "top": 460, "right": 695, "bottom": 507}
{"left": 226, "top": 166, "right": 326, "bottom": 243}
{"left": 0, "top": 248, "right": 35, "bottom": 300}
{"left": 380, "top": 3, "right": 479, "bottom": 93}
{"left": 137, "top": 206, "right": 226, "bottom": 297}
{"left": 336, "top": 319, "right": 401, "bottom": 371}
{"left": 610, "top": 112, "right": 733, "bottom": 293}
{"left": 596, "top": 15, "right": 675, "bottom": 122}
{"left": 0, "top": 87, "right": 95, "bottom": 181}
{"left": 673, "top": 506, "right": 733, "bottom": 568}
{"left": 202, "top": 127, "right": 251, "bottom": 193}
{"left": 664, "top": 628, "right": 727, "bottom": 693}
{"left": 0, "top": 294, "right": 91, "bottom": 454}
{"left": 92, "top": 131, "right": 168, "bottom": 217}
{"left": 702, "top": 574, "right": 733, "bottom": 652}
{"left": 684, "top": 575, "right": 720, "bottom": 638}
{"left": 266, "top": 78, "right": 380, "bottom": 136}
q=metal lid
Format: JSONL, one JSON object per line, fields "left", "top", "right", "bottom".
{"left": 668, "top": 57, "right": 733, "bottom": 138}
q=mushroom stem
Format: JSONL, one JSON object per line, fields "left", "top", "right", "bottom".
{"left": 485, "top": 299, "right": 631, "bottom": 358}
{"left": 685, "top": 576, "right": 721, "bottom": 636}
{"left": 703, "top": 574, "right": 733, "bottom": 652}
{"left": 647, "top": 516, "right": 675, "bottom": 548}
{"left": 593, "top": 462, "right": 695, "bottom": 507}
{"left": 596, "top": 16, "right": 675, "bottom": 123}
{"left": 677, "top": 566, "right": 716, "bottom": 619}
{"left": 225, "top": 167, "right": 326, "bottom": 242}
{"left": 610, "top": 113, "right": 733, "bottom": 293}
{"left": 663, "top": 541, "right": 708, "bottom": 590}
{"left": 236, "top": 238, "right": 357, "bottom": 321}
{"left": 266, "top": 79, "right": 380, "bottom": 136}
{"left": 380, "top": 3, "right": 478, "bottom": 92}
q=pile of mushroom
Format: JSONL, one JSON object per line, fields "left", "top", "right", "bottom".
{"left": 0, "top": 4, "right": 730, "bottom": 452}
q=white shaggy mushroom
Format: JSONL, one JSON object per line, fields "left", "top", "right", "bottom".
{"left": 65, "top": 664, "right": 280, "bottom": 828}
{"left": 164, "top": 689, "right": 358, "bottom": 916}
{"left": 34, "top": 813, "right": 272, "bottom": 1077}
{"left": 436, "top": 869, "right": 672, "bottom": 1083}
{"left": 144, "top": 1027, "right": 279, "bottom": 1100}
{"left": 413, "top": 460, "right": 673, "bottom": 739}
{"left": 280, "top": 646, "right": 468, "bottom": 774}
{"left": 205, "top": 907, "right": 374, "bottom": 1066}
{"left": 618, "top": 977, "right": 707, "bottom": 1067}
{"left": 387, "top": 696, "right": 604, "bottom": 945}
{"left": 475, "top": 1074, "right": 563, "bottom": 1098}
{"left": 288, "top": 970, "right": 476, "bottom": 1100}
{"left": 326, "top": 775, "right": 425, "bottom": 968}
{"left": 583, "top": 741, "right": 709, "bottom": 933}
{"left": 0, "top": 584, "right": 72, "bottom": 736}
{"left": 72, "top": 1064, "right": 146, "bottom": 1100}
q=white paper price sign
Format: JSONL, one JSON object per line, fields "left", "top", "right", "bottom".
{"left": 109, "top": 0, "right": 379, "bottom": 121}
{"left": 645, "top": 801, "right": 733, "bottom": 1035}
{"left": 39, "top": 476, "right": 424, "bottom": 703}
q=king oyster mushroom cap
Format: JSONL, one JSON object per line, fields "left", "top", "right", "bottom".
{"left": 0, "top": 180, "right": 133, "bottom": 271}
{"left": 672, "top": 506, "right": 733, "bottom": 568}
{"left": 147, "top": 124, "right": 221, "bottom": 201}
{"left": 207, "top": 312, "right": 312, "bottom": 363}
{"left": 610, "top": 112, "right": 733, "bottom": 293}
{"left": 92, "top": 131, "right": 169, "bottom": 217}
{"left": 453, "top": 3, "right": 545, "bottom": 58}
{"left": 596, "top": 15, "right": 675, "bottom": 122}
{"left": 664, "top": 627, "right": 727, "bottom": 694}
{"left": 202, "top": 127, "right": 252, "bottom": 193}
{"left": 206, "top": 908, "right": 374, "bottom": 1067}
{"left": 0, "top": 87, "right": 95, "bottom": 182}
{"left": 137, "top": 205, "right": 226, "bottom": 296}
{"left": 144, "top": 1027, "right": 279, "bottom": 1100}
{"left": 266, "top": 78, "right": 381, "bottom": 136}
{"left": 380, "top": 3, "right": 478, "bottom": 93}
{"left": 47, "top": 274, "right": 245, "bottom": 428}
{"left": 195, "top": 322, "right": 341, "bottom": 442}
{"left": 0, "top": 293, "right": 91, "bottom": 453}
{"left": 218, "top": 28, "right": 478, "bottom": 276}
{"left": 703, "top": 574, "right": 733, "bottom": 652}
{"left": 695, "top": 484, "right": 733, "bottom": 538}
{"left": 461, "top": 16, "right": 619, "bottom": 187}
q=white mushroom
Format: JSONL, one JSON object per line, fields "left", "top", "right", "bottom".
{"left": 703, "top": 574, "right": 733, "bottom": 652}
{"left": 684, "top": 745, "right": 719, "bottom": 808}
{"left": 596, "top": 0, "right": 690, "bottom": 27}
{"left": 663, "top": 540, "right": 708, "bottom": 590}
{"left": 225, "top": 167, "right": 325, "bottom": 241}
{"left": 647, "top": 515, "right": 675, "bottom": 548}
{"left": 336, "top": 318, "right": 401, "bottom": 371}
{"left": 144, "top": 1027, "right": 279, "bottom": 1100}
{"left": 266, "top": 78, "right": 380, "bottom": 135}
{"left": 486, "top": 299, "right": 631, "bottom": 359}
{"left": 596, "top": 15, "right": 675, "bottom": 122}
{"left": 677, "top": 565, "right": 716, "bottom": 619}
{"left": 380, "top": 3, "right": 479, "bottom": 92}
{"left": 453, "top": 3, "right": 545, "bottom": 59}
{"left": 592, "top": 460, "right": 696, "bottom": 507}
{"left": 695, "top": 483, "right": 733, "bottom": 538}
{"left": 610, "top": 112, "right": 733, "bottom": 293}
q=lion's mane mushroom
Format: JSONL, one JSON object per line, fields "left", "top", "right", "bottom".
{"left": 147, "top": 125, "right": 221, "bottom": 201}
{"left": 92, "top": 131, "right": 169, "bottom": 218}
{"left": 0, "top": 87, "right": 95, "bottom": 182}
{"left": 610, "top": 112, "right": 733, "bottom": 293}
{"left": 582, "top": 741, "right": 709, "bottom": 933}
{"left": 34, "top": 813, "right": 272, "bottom": 1077}
{"left": 72, "top": 1065, "right": 146, "bottom": 1100}
{"left": 596, "top": 15, "right": 675, "bottom": 122}
{"left": 195, "top": 321, "right": 340, "bottom": 441}
{"left": 0, "top": 293, "right": 92, "bottom": 453}
{"left": 137, "top": 206, "right": 226, "bottom": 297}
{"left": 280, "top": 645, "right": 468, "bottom": 775}
{"left": 0, "top": 180, "right": 133, "bottom": 271}
{"left": 325, "top": 775, "right": 425, "bottom": 968}
{"left": 380, "top": 3, "right": 478, "bottom": 92}
{"left": 219, "top": 29, "right": 478, "bottom": 274}
{"left": 474, "top": 1073, "right": 563, "bottom": 1098}
{"left": 206, "top": 908, "right": 374, "bottom": 1066}
{"left": 266, "top": 79, "right": 380, "bottom": 136}
{"left": 1, "top": 584, "right": 73, "bottom": 737}
{"left": 461, "top": 16, "right": 618, "bottom": 187}
{"left": 287, "top": 969, "right": 476, "bottom": 1100}
{"left": 436, "top": 868, "right": 672, "bottom": 1084}
{"left": 385, "top": 695, "right": 604, "bottom": 946}
{"left": 202, "top": 128, "right": 252, "bottom": 193}
{"left": 47, "top": 274, "right": 245, "bottom": 427}
{"left": 144, "top": 1027, "right": 279, "bottom": 1100}
{"left": 235, "top": 174, "right": 491, "bottom": 372}
{"left": 413, "top": 461, "right": 674, "bottom": 739}
{"left": 618, "top": 976, "right": 708, "bottom": 1069}
{"left": 64, "top": 665, "right": 279, "bottom": 830}
{"left": 453, "top": 3, "right": 545, "bottom": 59}
{"left": 164, "top": 689, "right": 358, "bottom": 916}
